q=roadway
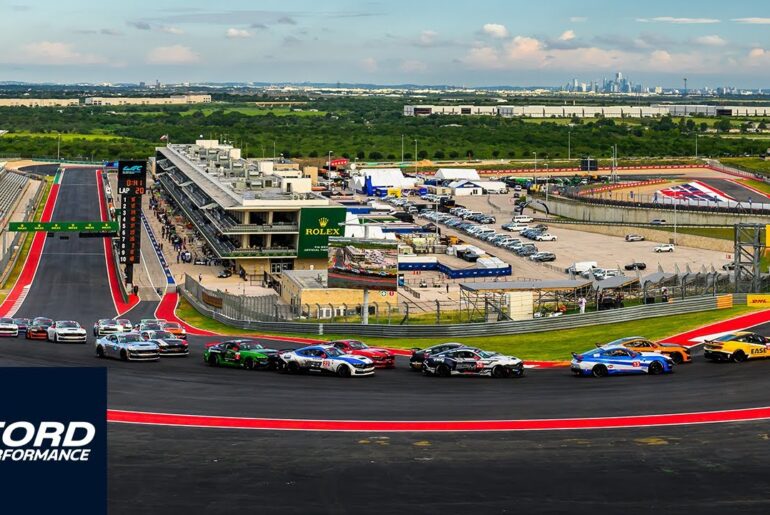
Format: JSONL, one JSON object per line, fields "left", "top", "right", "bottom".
{"left": 0, "top": 167, "right": 768, "bottom": 513}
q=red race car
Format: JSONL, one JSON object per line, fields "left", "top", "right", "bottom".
{"left": 26, "top": 317, "right": 53, "bottom": 340}
{"left": 328, "top": 339, "right": 395, "bottom": 369}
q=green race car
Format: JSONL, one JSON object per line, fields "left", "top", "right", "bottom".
{"left": 203, "top": 339, "right": 280, "bottom": 370}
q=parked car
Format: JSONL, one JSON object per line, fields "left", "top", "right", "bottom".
{"left": 535, "top": 233, "right": 557, "bottom": 241}
{"left": 722, "top": 263, "right": 736, "bottom": 271}
{"left": 513, "top": 215, "right": 533, "bottom": 223}
{"left": 625, "top": 262, "right": 647, "bottom": 271}
{"left": 625, "top": 234, "right": 645, "bottom": 242}
{"left": 654, "top": 244, "right": 675, "bottom": 253}
{"left": 650, "top": 219, "right": 667, "bottom": 225}
{"left": 530, "top": 252, "right": 556, "bottom": 262}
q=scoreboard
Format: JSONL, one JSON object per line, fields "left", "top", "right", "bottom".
{"left": 117, "top": 161, "right": 147, "bottom": 265}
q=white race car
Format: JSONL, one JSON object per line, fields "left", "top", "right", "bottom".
{"left": 279, "top": 345, "right": 375, "bottom": 377}
{"left": 95, "top": 333, "right": 160, "bottom": 361}
{"left": 47, "top": 320, "right": 87, "bottom": 343}
{"left": 93, "top": 318, "right": 122, "bottom": 337}
{"left": 0, "top": 317, "right": 19, "bottom": 337}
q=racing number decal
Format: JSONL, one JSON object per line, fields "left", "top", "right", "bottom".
{"left": 632, "top": 361, "right": 641, "bottom": 367}
{"left": 322, "top": 360, "right": 331, "bottom": 368}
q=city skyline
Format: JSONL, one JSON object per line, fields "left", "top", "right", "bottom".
{"left": 1, "top": 0, "right": 770, "bottom": 88}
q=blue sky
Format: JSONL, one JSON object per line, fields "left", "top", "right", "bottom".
{"left": 1, "top": 0, "right": 770, "bottom": 87}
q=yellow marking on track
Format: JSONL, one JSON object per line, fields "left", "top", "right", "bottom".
{"left": 634, "top": 436, "right": 677, "bottom": 446}
{"left": 413, "top": 440, "right": 432, "bottom": 447}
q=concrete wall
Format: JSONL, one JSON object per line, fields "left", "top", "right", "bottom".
{"left": 539, "top": 195, "right": 770, "bottom": 226}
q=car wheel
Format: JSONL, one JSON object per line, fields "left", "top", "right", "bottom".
{"left": 53, "top": 333, "right": 58, "bottom": 344}
{"left": 286, "top": 361, "right": 300, "bottom": 374}
{"left": 670, "top": 352, "right": 684, "bottom": 365}
{"left": 592, "top": 364, "right": 608, "bottom": 378}
{"left": 732, "top": 350, "right": 747, "bottom": 363}
{"left": 491, "top": 365, "right": 508, "bottom": 378}
{"left": 243, "top": 358, "right": 255, "bottom": 370}
{"left": 337, "top": 365, "right": 352, "bottom": 378}
{"left": 207, "top": 354, "right": 219, "bottom": 367}
{"left": 436, "top": 364, "right": 451, "bottom": 377}
{"left": 648, "top": 360, "right": 664, "bottom": 375}
{"left": 96, "top": 346, "right": 105, "bottom": 358}
{"left": 120, "top": 349, "right": 128, "bottom": 361}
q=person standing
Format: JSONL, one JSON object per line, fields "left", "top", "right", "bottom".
{"left": 578, "top": 296, "right": 586, "bottom": 314}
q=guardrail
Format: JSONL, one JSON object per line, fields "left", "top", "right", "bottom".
{"left": 179, "top": 286, "right": 723, "bottom": 338}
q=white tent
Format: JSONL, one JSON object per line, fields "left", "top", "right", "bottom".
{"left": 435, "top": 168, "right": 480, "bottom": 181}
{"left": 351, "top": 168, "right": 417, "bottom": 193}
{"left": 471, "top": 180, "right": 508, "bottom": 194}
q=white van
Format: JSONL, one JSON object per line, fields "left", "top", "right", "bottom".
{"left": 474, "top": 227, "right": 495, "bottom": 237}
{"left": 568, "top": 261, "right": 598, "bottom": 275}
{"left": 513, "top": 215, "right": 533, "bottom": 223}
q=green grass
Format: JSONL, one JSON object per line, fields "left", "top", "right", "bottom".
{"left": 742, "top": 179, "right": 770, "bottom": 195}
{"left": 0, "top": 177, "right": 52, "bottom": 301}
{"left": 721, "top": 157, "right": 770, "bottom": 176}
{"left": 179, "top": 107, "right": 327, "bottom": 117}
{"left": 653, "top": 226, "right": 734, "bottom": 241}
{"left": 8, "top": 132, "right": 134, "bottom": 142}
{"left": 176, "top": 298, "right": 754, "bottom": 361}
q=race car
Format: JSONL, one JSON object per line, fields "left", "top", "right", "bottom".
{"left": 32, "top": 317, "right": 53, "bottom": 330}
{"left": 601, "top": 336, "right": 692, "bottom": 364}
{"left": 422, "top": 347, "right": 524, "bottom": 378}
{"left": 25, "top": 321, "right": 50, "bottom": 340}
{"left": 203, "top": 340, "right": 279, "bottom": 369}
{"left": 409, "top": 342, "right": 465, "bottom": 370}
{"left": 703, "top": 331, "right": 770, "bottom": 362}
{"left": 145, "top": 336, "right": 188, "bottom": 356}
{"left": 328, "top": 339, "right": 395, "bottom": 368}
{"left": 279, "top": 345, "right": 375, "bottom": 377}
{"left": 116, "top": 319, "right": 133, "bottom": 332}
{"left": 95, "top": 333, "right": 160, "bottom": 361}
{"left": 161, "top": 321, "right": 187, "bottom": 339}
{"left": 138, "top": 322, "right": 163, "bottom": 332}
{"left": 12, "top": 318, "right": 31, "bottom": 334}
{"left": 47, "top": 320, "right": 87, "bottom": 343}
{"left": 0, "top": 317, "right": 19, "bottom": 337}
{"left": 571, "top": 345, "right": 674, "bottom": 377}
{"left": 93, "top": 318, "right": 122, "bottom": 337}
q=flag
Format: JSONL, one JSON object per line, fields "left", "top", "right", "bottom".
{"left": 160, "top": 134, "right": 169, "bottom": 141}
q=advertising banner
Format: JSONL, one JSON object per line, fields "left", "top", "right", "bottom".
{"left": 327, "top": 237, "right": 399, "bottom": 291}
{"left": 747, "top": 294, "right": 770, "bottom": 307}
{"left": 8, "top": 221, "right": 118, "bottom": 232}
{"left": 297, "top": 207, "right": 347, "bottom": 259}
{"left": 118, "top": 160, "right": 147, "bottom": 265}
{"left": 0, "top": 368, "right": 106, "bottom": 513}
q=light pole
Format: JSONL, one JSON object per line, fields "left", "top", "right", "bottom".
{"left": 532, "top": 152, "right": 537, "bottom": 189}
{"left": 328, "top": 150, "right": 333, "bottom": 173}
{"left": 545, "top": 164, "right": 550, "bottom": 202}
{"left": 401, "top": 134, "right": 404, "bottom": 163}
{"left": 567, "top": 125, "right": 573, "bottom": 161}
{"left": 695, "top": 133, "right": 699, "bottom": 159}
{"left": 414, "top": 139, "right": 418, "bottom": 173}
{"left": 56, "top": 131, "right": 61, "bottom": 161}
{"left": 273, "top": 140, "right": 276, "bottom": 161}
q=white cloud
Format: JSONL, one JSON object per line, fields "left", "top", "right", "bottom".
{"left": 20, "top": 41, "right": 106, "bottom": 65}
{"left": 559, "top": 30, "right": 576, "bottom": 41}
{"left": 417, "top": 30, "right": 438, "bottom": 46}
{"left": 360, "top": 57, "right": 378, "bottom": 72}
{"left": 650, "top": 49, "right": 673, "bottom": 64}
{"left": 225, "top": 28, "right": 251, "bottom": 39}
{"left": 746, "top": 48, "right": 770, "bottom": 66}
{"left": 637, "top": 17, "right": 720, "bottom": 24}
{"left": 733, "top": 17, "right": 770, "bottom": 24}
{"left": 161, "top": 26, "right": 184, "bottom": 35}
{"left": 146, "top": 45, "right": 200, "bottom": 64}
{"left": 749, "top": 48, "right": 766, "bottom": 58}
{"left": 694, "top": 35, "right": 727, "bottom": 46}
{"left": 482, "top": 23, "right": 509, "bottom": 39}
{"left": 569, "top": 17, "right": 588, "bottom": 23}
{"left": 400, "top": 59, "right": 428, "bottom": 73}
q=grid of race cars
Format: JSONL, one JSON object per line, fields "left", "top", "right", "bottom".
{"left": 2, "top": 315, "right": 769, "bottom": 377}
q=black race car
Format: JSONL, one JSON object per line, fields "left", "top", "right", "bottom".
{"left": 409, "top": 342, "right": 465, "bottom": 370}
{"left": 13, "top": 318, "right": 32, "bottom": 334}
{"left": 624, "top": 262, "right": 647, "bottom": 271}
{"left": 423, "top": 347, "right": 525, "bottom": 378}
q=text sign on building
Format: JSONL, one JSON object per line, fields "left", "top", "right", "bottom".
{"left": 297, "top": 207, "right": 347, "bottom": 259}
{"left": 117, "top": 160, "right": 147, "bottom": 264}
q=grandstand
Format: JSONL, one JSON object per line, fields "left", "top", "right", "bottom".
{"left": 0, "top": 170, "right": 29, "bottom": 222}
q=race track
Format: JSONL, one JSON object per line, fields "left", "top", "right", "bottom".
{"left": 1, "top": 167, "right": 769, "bottom": 513}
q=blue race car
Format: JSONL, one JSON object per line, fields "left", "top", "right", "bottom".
{"left": 570, "top": 345, "right": 674, "bottom": 377}
{"left": 279, "top": 345, "right": 375, "bottom": 377}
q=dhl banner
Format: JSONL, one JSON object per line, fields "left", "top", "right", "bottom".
{"left": 747, "top": 294, "right": 770, "bottom": 307}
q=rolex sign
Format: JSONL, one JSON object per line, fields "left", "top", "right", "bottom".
{"left": 297, "top": 207, "right": 347, "bottom": 258}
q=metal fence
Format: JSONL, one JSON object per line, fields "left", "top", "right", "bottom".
{"left": 179, "top": 281, "right": 728, "bottom": 338}
{"left": 184, "top": 274, "right": 292, "bottom": 322}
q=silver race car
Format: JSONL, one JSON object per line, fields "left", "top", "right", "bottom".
{"left": 95, "top": 333, "right": 160, "bottom": 361}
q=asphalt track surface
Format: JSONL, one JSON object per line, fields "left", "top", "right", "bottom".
{"left": 1, "top": 167, "right": 769, "bottom": 513}
{"left": 698, "top": 178, "right": 770, "bottom": 203}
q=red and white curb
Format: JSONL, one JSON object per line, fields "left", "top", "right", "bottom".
{"left": 107, "top": 406, "right": 770, "bottom": 432}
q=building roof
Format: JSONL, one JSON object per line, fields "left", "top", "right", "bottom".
{"left": 282, "top": 269, "right": 328, "bottom": 289}
{"left": 435, "top": 168, "right": 480, "bottom": 181}
{"left": 460, "top": 279, "right": 593, "bottom": 292}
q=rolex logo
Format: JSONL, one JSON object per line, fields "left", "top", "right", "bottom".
{"left": 319, "top": 217, "right": 329, "bottom": 228}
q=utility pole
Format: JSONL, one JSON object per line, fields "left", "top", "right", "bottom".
{"left": 401, "top": 134, "right": 404, "bottom": 163}
{"left": 695, "top": 133, "right": 699, "bottom": 159}
{"left": 414, "top": 139, "right": 418, "bottom": 173}
{"left": 57, "top": 132, "right": 61, "bottom": 161}
{"left": 567, "top": 126, "right": 572, "bottom": 161}
{"left": 532, "top": 152, "right": 537, "bottom": 188}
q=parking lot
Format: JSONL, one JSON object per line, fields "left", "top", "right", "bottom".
{"left": 408, "top": 192, "right": 731, "bottom": 280}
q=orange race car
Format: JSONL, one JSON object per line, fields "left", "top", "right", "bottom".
{"left": 600, "top": 336, "right": 692, "bottom": 364}
{"left": 161, "top": 321, "right": 187, "bottom": 339}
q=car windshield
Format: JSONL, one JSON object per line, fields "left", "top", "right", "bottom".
{"left": 345, "top": 341, "right": 367, "bottom": 349}
{"left": 239, "top": 343, "right": 263, "bottom": 351}
{"left": 476, "top": 350, "right": 498, "bottom": 358}
{"left": 164, "top": 323, "right": 181, "bottom": 329}
{"left": 59, "top": 321, "right": 79, "bottom": 328}
{"left": 117, "top": 319, "right": 131, "bottom": 325}
{"left": 34, "top": 318, "right": 52, "bottom": 325}
{"left": 120, "top": 334, "right": 143, "bottom": 343}
{"left": 323, "top": 347, "right": 344, "bottom": 357}
{"left": 153, "top": 331, "right": 174, "bottom": 339}
{"left": 713, "top": 334, "right": 741, "bottom": 342}
{"left": 13, "top": 319, "right": 30, "bottom": 324}
{"left": 0, "top": 318, "right": 15, "bottom": 324}
{"left": 102, "top": 319, "right": 118, "bottom": 325}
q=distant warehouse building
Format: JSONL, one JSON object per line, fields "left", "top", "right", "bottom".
{"left": 0, "top": 98, "right": 80, "bottom": 107}
{"left": 154, "top": 140, "right": 346, "bottom": 277}
{"left": 85, "top": 94, "right": 211, "bottom": 106}
{"left": 405, "top": 104, "right": 770, "bottom": 118}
